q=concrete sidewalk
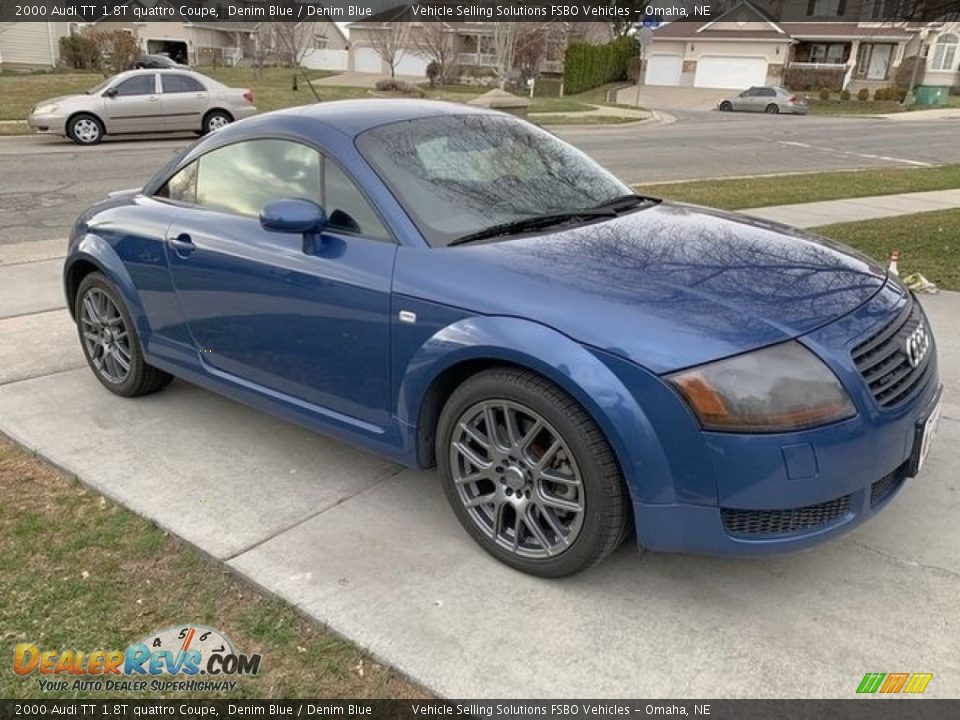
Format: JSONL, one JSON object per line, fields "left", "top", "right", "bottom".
{"left": 2, "top": 194, "right": 960, "bottom": 697}
{"left": 740, "top": 188, "right": 960, "bottom": 228}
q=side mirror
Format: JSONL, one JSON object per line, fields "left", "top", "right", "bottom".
{"left": 104, "top": 88, "right": 118, "bottom": 98}
{"left": 259, "top": 198, "right": 327, "bottom": 252}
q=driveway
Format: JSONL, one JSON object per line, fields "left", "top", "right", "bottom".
{"left": 616, "top": 85, "right": 730, "bottom": 111}
{"left": 1, "top": 237, "right": 958, "bottom": 698}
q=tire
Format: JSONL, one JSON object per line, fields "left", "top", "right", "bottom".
{"left": 75, "top": 272, "right": 173, "bottom": 398}
{"left": 202, "top": 109, "right": 232, "bottom": 134}
{"left": 719, "top": 101, "right": 732, "bottom": 112}
{"left": 765, "top": 103, "right": 780, "bottom": 114}
{"left": 437, "top": 367, "right": 632, "bottom": 578}
{"left": 68, "top": 113, "right": 104, "bottom": 145}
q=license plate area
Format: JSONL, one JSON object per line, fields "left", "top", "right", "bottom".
{"left": 907, "top": 387, "right": 944, "bottom": 477}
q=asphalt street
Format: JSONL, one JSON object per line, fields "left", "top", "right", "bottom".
{"left": 2, "top": 111, "right": 959, "bottom": 244}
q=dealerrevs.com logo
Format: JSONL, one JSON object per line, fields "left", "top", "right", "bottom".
{"left": 857, "top": 672, "right": 933, "bottom": 695}
{"left": 14, "top": 625, "right": 262, "bottom": 693}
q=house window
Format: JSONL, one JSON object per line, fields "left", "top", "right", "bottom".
{"left": 314, "top": 35, "right": 328, "bottom": 50}
{"left": 931, "top": 34, "right": 958, "bottom": 72}
{"left": 809, "top": 43, "right": 848, "bottom": 64}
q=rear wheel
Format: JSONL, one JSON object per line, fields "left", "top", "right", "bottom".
{"left": 75, "top": 272, "right": 173, "bottom": 397}
{"left": 202, "top": 110, "right": 232, "bottom": 134}
{"left": 437, "top": 368, "right": 632, "bottom": 577}
{"left": 765, "top": 103, "right": 780, "bottom": 114}
{"left": 68, "top": 114, "right": 104, "bottom": 145}
{"left": 719, "top": 101, "right": 733, "bottom": 112}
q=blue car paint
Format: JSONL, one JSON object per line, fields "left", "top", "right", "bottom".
{"left": 65, "top": 100, "right": 940, "bottom": 557}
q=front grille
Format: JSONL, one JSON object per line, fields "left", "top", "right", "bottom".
{"left": 851, "top": 298, "right": 934, "bottom": 408}
{"left": 722, "top": 495, "right": 851, "bottom": 537}
{"left": 870, "top": 469, "right": 904, "bottom": 507}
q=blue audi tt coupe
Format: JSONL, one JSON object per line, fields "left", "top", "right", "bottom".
{"left": 65, "top": 100, "right": 942, "bottom": 577}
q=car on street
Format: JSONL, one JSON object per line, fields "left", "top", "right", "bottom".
{"left": 64, "top": 100, "right": 941, "bottom": 577}
{"left": 27, "top": 69, "right": 257, "bottom": 145}
{"left": 718, "top": 86, "right": 809, "bottom": 114}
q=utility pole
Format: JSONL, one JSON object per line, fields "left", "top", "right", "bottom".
{"left": 634, "top": 24, "right": 654, "bottom": 108}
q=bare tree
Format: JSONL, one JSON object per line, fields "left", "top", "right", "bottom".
{"left": 270, "top": 21, "right": 320, "bottom": 96}
{"left": 369, "top": 22, "right": 411, "bottom": 78}
{"left": 412, "top": 22, "right": 454, "bottom": 85}
{"left": 492, "top": 22, "right": 555, "bottom": 89}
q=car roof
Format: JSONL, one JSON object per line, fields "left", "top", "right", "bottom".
{"left": 278, "top": 99, "right": 500, "bottom": 137}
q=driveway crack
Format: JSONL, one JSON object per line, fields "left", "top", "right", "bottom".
{"left": 223, "top": 465, "right": 407, "bottom": 561}
{"left": 851, "top": 540, "right": 960, "bottom": 582}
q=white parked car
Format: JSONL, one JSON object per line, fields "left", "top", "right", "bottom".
{"left": 27, "top": 69, "right": 259, "bottom": 145}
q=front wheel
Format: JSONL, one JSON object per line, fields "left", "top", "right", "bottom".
{"left": 719, "top": 101, "right": 732, "bottom": 112}
{"left": 75, "top": 272, "right": 173, "bottom": 397}
{"left": 69, "top": 114, "right": 104, "bottom": 145}
{"left": 437, "top": 368, "right": 632, "bottom": 577}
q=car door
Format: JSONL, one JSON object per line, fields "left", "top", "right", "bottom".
{"left": 159, "top": 73, "right": 209, "bottom": 132}
{"left": 102, "top": 74, "right": 164, "bottom": 133}
{"left": 756, "top": 87, "right": 777, "bottom": 111}
{"left": 731, "top": 88, "right": 755, "bottom": 112}
{"left": 159, "top": 138, "right": 397, "bottom": 428}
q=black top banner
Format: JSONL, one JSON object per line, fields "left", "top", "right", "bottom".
{"left": 0, "top": 700, "right": 960, "bottom": 720}
{"left": 3, "top": 0, "right": 960, "bottom": 24}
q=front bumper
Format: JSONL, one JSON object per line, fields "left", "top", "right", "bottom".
{"left": 633, "top": 285, "right": 940, "bottom": 555}
{"left": 27, "top": 113, "right": 67, "bottom": 135}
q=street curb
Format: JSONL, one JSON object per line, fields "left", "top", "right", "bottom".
{"left": 541, "top": 109, "right": 675, "bottom": 131}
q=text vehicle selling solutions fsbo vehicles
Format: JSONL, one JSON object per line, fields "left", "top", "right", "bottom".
{"left": 64, "top": 100, "right": 942, "bottom": 577}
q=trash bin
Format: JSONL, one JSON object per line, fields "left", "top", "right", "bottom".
{"left": 914, "top": 85, "right": 950, "bottom": 107}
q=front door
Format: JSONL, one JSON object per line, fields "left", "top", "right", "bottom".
{"left": 157, "top": 138, "right": 397, "bottom": 428}
{"left": 159, "top": 73, "right": 210, "bottom": 131}
{"left": 102, "top": 73, "right": 164, "bottom": 133}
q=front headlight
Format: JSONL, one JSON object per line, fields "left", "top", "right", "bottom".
{"left": 667, "top": 341, "right": 855, "bottom": 432}
{"left": 34, "top": 104, "right": 58, "bottom": 115}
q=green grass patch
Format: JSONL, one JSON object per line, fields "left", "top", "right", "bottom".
{"left": 807, "top": 98, "right": 904, "bottom": 115}
{"left": 528, "top": 98, "right": 595, "bottom": 113}
{"left": 636, "top": 164, "right": 960, "bottom": 210}
{"left": 0, "top": 438, "right": 426, "bottom": 700}
{"left": 814, "top": 208, "right": 960, "bottom": 291}
{"left": 0, "top": 72, "right": 102, "bottom": 121}
{"left": 534, "top": 114, "right": 640, "bottom": 126}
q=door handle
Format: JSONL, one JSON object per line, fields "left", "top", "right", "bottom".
{"left": 167, "top": 232, "right": 195, "bottom": 257}
{"left": 148, "top": 95, "right": 160, "bottom": 102}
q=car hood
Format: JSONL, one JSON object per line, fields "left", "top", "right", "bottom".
{"left": 394, "top": 202, "right": 888, "bottom": 374}
{"left": 33, "top": 94, "right": 90, "bottom": 110}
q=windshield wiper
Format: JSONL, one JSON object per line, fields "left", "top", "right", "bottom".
{"left": 590, "top": 193, "right": 661, "bottom": 212}
{"left": 448, "top": 209, "right": 616, "bottom": 247}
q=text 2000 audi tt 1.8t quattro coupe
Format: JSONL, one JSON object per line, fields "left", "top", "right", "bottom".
{"left": 64, "top": 100, "right": 942, "bottom": 577}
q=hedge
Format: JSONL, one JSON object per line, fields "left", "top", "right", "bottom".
{"left": 563, "top": 37, "right": 636, "bottom": 95}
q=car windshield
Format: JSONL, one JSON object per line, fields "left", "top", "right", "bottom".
{"left": 86, "top": 78, "right": 113, "bottom": 95}
{"left": 356, "top": 114, "right": 634, "bottom": 247}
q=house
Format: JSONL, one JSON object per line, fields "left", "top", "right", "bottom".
{"left": 347, "top": 18, "right": 611, "bottom": 79}
{"left": 299, "top": 21, "right": 351, "bottom": 72}
{"left": 0, "top": 23, "right": 73, "bottom": 69}
{"left": 646, "top": 0, "right": 960, "bottom": 92}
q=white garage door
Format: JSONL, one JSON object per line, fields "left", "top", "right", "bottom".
{"left": 694, "top": 56, "right": 768, "bottom": 89}
{"left": 645, "top": 55, "right": 683, "bottom": 86}
{"left": 353, "top": 47, "right": 382, "bottom": 74}
{"left": 394, "top": 53, "right": 429, "bottom": 77}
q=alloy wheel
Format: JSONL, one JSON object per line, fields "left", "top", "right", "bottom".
{"left": 79, "top": 287, "right": 132, "bottom": 384}
{"left": 449, "top": 400, "right": 585, "bottom": 559}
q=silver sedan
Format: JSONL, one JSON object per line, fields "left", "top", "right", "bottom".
{"left": 27, "top": 69, "right": 259, "bottom": 145}
{"left": 717, "top": 86, "right": 809, "bottom": 115}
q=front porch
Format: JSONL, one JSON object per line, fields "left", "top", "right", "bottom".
{"left": 785, "top": 39, "right": 904, "bottom": 91}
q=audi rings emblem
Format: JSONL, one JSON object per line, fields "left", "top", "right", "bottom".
{"left": 905, "top": 323, "right": 930, "bottom": 369}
